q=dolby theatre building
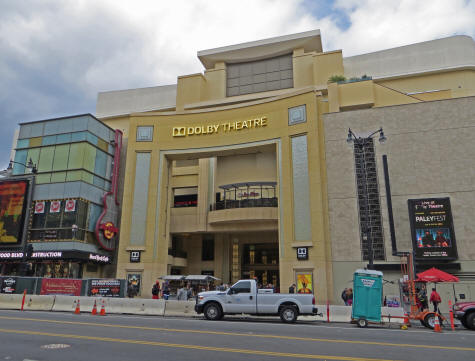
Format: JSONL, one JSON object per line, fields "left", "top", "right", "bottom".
{"left": 97, "top": 30, "right": 475, "bottom": 302}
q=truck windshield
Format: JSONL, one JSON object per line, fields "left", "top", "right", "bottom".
{"left": 231, "top": 281, "right": 251, "bottom": 294}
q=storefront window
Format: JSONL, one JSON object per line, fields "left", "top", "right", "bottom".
{"left": 173, "top": 187, "right": 198, "bottom": 207}
{"left": 45, "top": 202, "right": 62, "bottom": 228}
{"left": 30, "top": 199, "right": 89, "bottom": 241}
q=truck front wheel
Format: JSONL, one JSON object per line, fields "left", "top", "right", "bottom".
{"left": 204, "top": 302, "right": 223, "bottom": 321}
{"left": 466, "top": 312, "right": 475, "bottom": 330}
{"left": 280, "top": 305, "right": 298, "bottom": 323}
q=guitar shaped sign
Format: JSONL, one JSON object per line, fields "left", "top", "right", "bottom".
{"left": 94, "top": 130, "right": 123, "bottom": 251}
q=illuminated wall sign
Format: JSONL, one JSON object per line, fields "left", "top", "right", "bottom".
{"left": 172, "top": 116, "right": 268, "bottom": 137}
{"left": 0, "top": 252, "right": 24, "bottom": 259}
{"left": 297, "top": 247, "right": 308, "bottom": 260}
{"left": 408, "top": 197, "right": 457, "bottom": 260}
{"left": 89, "top": 253, "right": 110, "bottom": 263}
{"left": 130, "top": 251, "right": 141, "bottom": 263}
{"left": 32, "top": 251, "right": 62, "bottom": 258}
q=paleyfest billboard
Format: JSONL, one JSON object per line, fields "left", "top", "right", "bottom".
{"left": 0, "top": 180, "right": 29, "bottom": 244}
{"left": 408, "top": 198, "right": 457, "bottom": 260}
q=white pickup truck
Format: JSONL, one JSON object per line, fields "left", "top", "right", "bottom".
{"left": 194, "top": 279, "right": 318, "bottom": 323}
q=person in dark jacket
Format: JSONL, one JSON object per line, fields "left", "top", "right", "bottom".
{"left": 127, "top": 283, "right": 137, "bottom": 298}
{"left": 288, "top": 284, "right": 296, "bottom": 293}
{"left": 341, "top": 288, "right": 348, "bottom": 305}
{"left": 152, "top": 280, "right": 160, "bottom": 299}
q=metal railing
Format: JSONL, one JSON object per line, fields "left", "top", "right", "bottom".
{"left": 210, "top": 197, "right": 278, "bottom": 211}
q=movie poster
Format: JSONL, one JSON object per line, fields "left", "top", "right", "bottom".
{"left": 0, "top": 180, "right": 28, "bottom": 244}
{"left": 296, "top": 273, "right": 313, "bottom": 294}
{"left": 127, "top": 273, "right": 141, "bottom": 296}
{"left": 408, "top": 198, "right": 457, "bottom": 260}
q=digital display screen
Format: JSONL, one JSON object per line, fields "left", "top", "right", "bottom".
{"left": 408, "top": 198, "right": 457, "bottom": 260}
{"left": 0, "top": 180, "right": 28, "bottom": 244}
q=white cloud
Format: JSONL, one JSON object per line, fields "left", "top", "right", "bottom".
{"left": 328, "top": 0, "right": 475, "bottom": 56}
{"left": 0, "top": 0, "right": 474, "bottom": 168}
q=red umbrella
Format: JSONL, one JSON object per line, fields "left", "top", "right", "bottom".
{"left": 416, "top": 267, "right": 459, "bottom": 282}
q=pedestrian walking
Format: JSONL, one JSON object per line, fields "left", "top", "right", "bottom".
{"left": 288, "top": 284, "right": 296, "bottom": 293}
{"left": 186, "top": 283, "right": 193, "bottom": 300}
{"left": 430, "top": 287, "right": 441, "bottom": 312}
{"left": 346, "top": 288, "right": 353, "bottom": 306}
{"left": 162, "top": 282, "right": 170, "bottom": 300}
{"left": 341, "top": 288, "right": 348, "bottom": 305}
{"left": 152, "top": 280, "right": 160, "bottom": 299}
{"left": 127, "top": 282, "right": 137, "bottom": 298}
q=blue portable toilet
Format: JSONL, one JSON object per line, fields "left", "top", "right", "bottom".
{"left": 352, "top": 269, "right": 383, "bottom": 327}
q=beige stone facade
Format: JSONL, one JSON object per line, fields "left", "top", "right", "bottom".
{"left": 96, "top": 29, "right": 475, "bottom": 303}
{"left": 325, "top": 97, "right": 475, "bottom": 306}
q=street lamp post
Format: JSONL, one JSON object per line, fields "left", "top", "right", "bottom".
{"left": 347, "top": 127, "right": 386, "bottom": 269}
{"left": 6, "top": 158, "right": 38, "bottom": 175}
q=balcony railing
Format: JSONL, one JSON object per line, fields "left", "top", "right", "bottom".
{"left": 211, "top": 181, "right": 278, "bottom": 211}
{"left": 211, "top": 197, "right": 278, "bottom": 210}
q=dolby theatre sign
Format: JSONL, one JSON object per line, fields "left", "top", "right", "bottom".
{"left": 173, "top": 116, "right": 268, "bottom": 137}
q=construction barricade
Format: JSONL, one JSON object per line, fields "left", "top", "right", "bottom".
{"left": 22, "top": 295, "right": 55, "bottom": 311}
{"left": 0, "top": 294, "right": 23, "bottom": 310}
{"left": 107, "top": 298, "right": 165, "bottom": 316}
{"left": 164, "top": 300, "right": 196, "bottom": 317}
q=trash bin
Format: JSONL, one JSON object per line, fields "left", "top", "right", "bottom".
{"left": 352, "top": 269, "right": 383, "bottom": 327}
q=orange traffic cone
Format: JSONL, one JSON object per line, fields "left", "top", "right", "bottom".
{"left": 433, "top": 314, "right": 442, "bottom": 333}
{"left": 74, "top": 299, "right": 81, "bottom": 314}
{"left": 99, "top": 300, "right": 106, "bottom": 316}
{"left": 91, "top": 300, "right": 97, "bottom": 315}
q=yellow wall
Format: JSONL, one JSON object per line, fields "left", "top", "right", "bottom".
{"left": 116, "top": 91, "right": 334, "bottom": 302}
{"left": 101, "top": 35, "right": 475, "bottom": 303}
{"left": 215, "top": 151, "right": 277, "bottom": 192}
{"left": 314, "top": 50, "right": 344, "bottom": 86}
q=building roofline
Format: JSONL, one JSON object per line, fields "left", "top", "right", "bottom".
{"left": 19, "top": 113, "right": 115, "bottom": 131}
{"left": 198, "top": 29, "right": 322, "bottom": 69}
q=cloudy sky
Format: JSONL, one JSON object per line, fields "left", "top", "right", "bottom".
{"left": 1, "top": 0, "right": 474, "bottom": 168}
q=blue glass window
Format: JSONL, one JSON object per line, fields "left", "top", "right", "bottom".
{"left": 13, "top": 150, "right": 28, "bottom": 175}
{"left": 16, "top": 139, "right": 29, "bottom": 149}
{"left": 71, "top": 131, "right": 87, "bottom": 142}
{"left": 86, "top": 133, "right": 98, "bottom": 146}
{"left": 94, "top": 149, "right": 108, "bottom": 178}
{"left": 93, "top": 176, "right": 105, "bottom": 189}
{"left": 88, "top": 203, "right": 103, "bottom": 232}
{"left": 56, "top": 133, "right": 72, "bottom": 144}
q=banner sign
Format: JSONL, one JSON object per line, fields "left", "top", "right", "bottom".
{"left": 0, "top": 180, "right": 29, "bottom": 244}
{"left": 40, "top": 278, "right": 82, "bottom": 296}
{"left": 296, "top": 273, "right": 313, "bottom": 294}
{"left": 88, "top": 279, "right": 121, "bottom": 297}
{"left": 34, "top": 201, "right": 45, "bottom": 214}
{"left": 408, "top": 198, "right": 457, "bottom": 260}
{"left": 65, "top": 200, "right": 76, "bottom": 212}
{"left": 1, "top": 277, "right": 17, "bottom": 294}
{"left": 49, "top": 200, "right": 61, "bottom": 213}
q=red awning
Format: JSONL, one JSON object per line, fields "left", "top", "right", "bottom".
{"left": 416, "top": 267, "right": 459, "bottom": 282}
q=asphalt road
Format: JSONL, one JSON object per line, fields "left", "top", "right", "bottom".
{"left": 0, "top": 309, "right": 473, "bottom": 361}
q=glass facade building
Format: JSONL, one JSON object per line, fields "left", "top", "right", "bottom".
{"left": 1, "top": 114, "right": 119, "bottom": 279}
